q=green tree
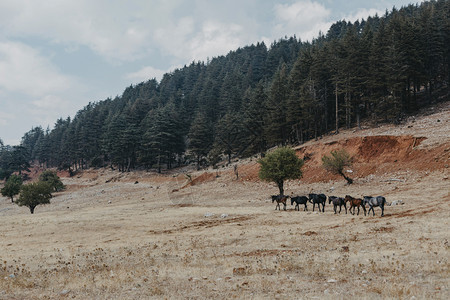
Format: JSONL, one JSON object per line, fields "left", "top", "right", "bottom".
{"left": 258, "top": 147, "right": 304, "bottom": 195}
{"left": 39, "top": 170, "right": 65, "bottom": 192}
{"left": 188, "top": 112, "right": 213, "bottom": 169}
{"left": 321, "top": 149, "right": 354, "bottom": 184}
{"left": 16, "top": 181, "right": 52, "bottom": 214}
{"left": 1, "top": 174, "right": 22, "bottom": 202}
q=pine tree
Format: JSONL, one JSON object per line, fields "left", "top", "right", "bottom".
{"left": 188, "top": 112, "right": 213, "bottom": 169}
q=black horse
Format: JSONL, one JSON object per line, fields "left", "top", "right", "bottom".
{"left": 291, "top": 196, "right": 309, "bottom": 211}
{"left": 328, "top": 196, "right": 347, "bottom": 214}
{"left": 363, "top": 196, "right": 386, "bottom": 217}
{"left": 308, "top": 193, "right": 327, "bottom": 212}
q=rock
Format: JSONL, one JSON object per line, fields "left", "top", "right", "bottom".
{"left": 108, "top": 200, "right": 112, "bottom": 204}
{"left": 60, "top": 290, "right": 70, "bottom": 295}
{"left": 362, "top": 270, "right": 368, "bottom": 274}
{"left": 390, "top": 200, "right": 404, "bottom": 206}
{"left": 220, "top": 214, "right": 228, "bottom": 218}
{"left": 204, "top": 212, "right": 214, "bottom": 217}
{"left": 327, "top": 279, "right": 337, "bottom": 283}
{"left": 8, "top": 274, "right": 15, "bottom": 279}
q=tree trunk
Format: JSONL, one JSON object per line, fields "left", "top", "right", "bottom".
{"left": 10, "top": 197, "right": 14, "bottom": 203}
{"left": 277, "top": 181, "right": 284, "bottom": 196}
{"left": 339, "top": 171, "right": 353, "bottom": 184}
{"left": 29, "top": 206, "right": 35, "bottom": 214}
{"left": 335, "top": 82, "right": 339, "bottom": 134}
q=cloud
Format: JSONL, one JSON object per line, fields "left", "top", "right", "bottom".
{"left": 154, "top": 17, "right": 247, "bottom": 65}
{"left": 0, "top": 41, "right": 75, "bottom": 97}
{"left": 272, "top": 1, "right": 332, "bottom": 41}
{"left": 0, "top": 0, "right": 183, "bottom": 62}
{"left": 125, "top": 66, "right": 169, "bottom": 82}
{"left": 343, "top": 8, "right": 385, "bottom": 23}
{"left": 188, "top": 21, "right": 244, "bottom": 62}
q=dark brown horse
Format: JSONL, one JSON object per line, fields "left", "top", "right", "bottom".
{"left": 344, "top": 195, "right": 366, "bottom": 216}
{"left": 272, "top": 195, "right": 288, "bottom": 211}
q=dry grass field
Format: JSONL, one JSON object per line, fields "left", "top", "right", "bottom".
{"left": 1, "top": 103, "right": 449, "bottom": 299}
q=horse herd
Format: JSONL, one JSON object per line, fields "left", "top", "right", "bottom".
{"left": 271, "top": 193, "right": 387, "bottom": 217}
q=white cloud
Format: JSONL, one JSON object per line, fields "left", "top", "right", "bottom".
{"left": 343, "top": 8, "right": 385, "bottom": 23}
{"left": 154, "top": 17, "right": 247, "bottom": 64}
{"left": 0, "top": 0, "right": 183, "bottom": 62}
{"left": 273, "top": 1, "right": 332, "bottom": 41}
{"left": 188, "top": 21, "right": 244, "bottom": 62}
{"left": 0, "top": 41, "right": 75, "bottom": 97}
{"left": 125, "top": 66, "right": 169, "bottom": 82}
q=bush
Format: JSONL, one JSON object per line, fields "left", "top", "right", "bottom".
{"left": 39, "top": 170, "right": 65, "bottom": 192}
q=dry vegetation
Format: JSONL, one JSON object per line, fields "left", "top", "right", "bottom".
{"left": 1, "top": 103, "right": 449, "bottom": 299}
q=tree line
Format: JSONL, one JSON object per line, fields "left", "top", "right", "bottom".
{"left": 1, "top": 0, "right": 448, "bottom": 177}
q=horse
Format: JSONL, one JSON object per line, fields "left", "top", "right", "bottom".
{"left": 363, "top": 196, "right": 386, "bottom": 217}
{"left": 328, "top": 196, "right": 347, "bottom": 214}
{"left": 344, "top": 195, "right": 366, "bottom": 216}
{"left": 291, "top": 196, "right": 309, "bottom": 211}
{"left": 272, "top": 195, "right": 288, "bottom": 211}
{"left": 308, "top": 193, "right": 327, "bottom": 212}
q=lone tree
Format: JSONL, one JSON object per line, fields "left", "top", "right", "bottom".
{"left": 15, "top": 181, "right": 52, "bottom": 214}
{"left": 258, "top": 147, "right": 304, "bottom": 195}
{"left": 322, "top": 149, "right": 354, "bottom": 184}
{"left": 39, "top": 170, "right": 65, "bottom": 192}
{"left": 1, "top": 174, "right": 22, "bottom": 202}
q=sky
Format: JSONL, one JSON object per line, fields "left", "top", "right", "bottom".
{"left": 0, "top": 0, "right": 423, "bottom": 146}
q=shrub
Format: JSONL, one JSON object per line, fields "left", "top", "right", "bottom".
{"left": 39, "top": 170, "right": 65, "bottom": 192}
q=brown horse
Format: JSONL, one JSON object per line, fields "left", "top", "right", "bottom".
{"left": 272, "top": 195, "right": 288, "bottom": 211}
{"left": 344, "top": 195, "right": 366, "bottom": 216}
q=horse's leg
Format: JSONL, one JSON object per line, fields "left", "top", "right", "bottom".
{"left": 381, "top": 205, "right": 384, "bottom": 217}
{"left": 357, "top": 206, "right": 360, "bottom": 215}
{"left": 283, "top": 203, "right": 286, "bottom": 211}
{"left": 344, "top": 203, "right": 347, "bottom": 214}
{"left": 304, "top": 204, "right": 307, "bottom": 211}
{"left": 363, "top": 205, "right": 367, "bottom": 216}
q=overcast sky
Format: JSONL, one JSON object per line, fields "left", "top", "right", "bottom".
{"left": 0, "top": 0, "right": 423, "bottom": 146}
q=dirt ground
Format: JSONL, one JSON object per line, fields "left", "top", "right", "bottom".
{"left": 1, "top": 102, "right": 449, "bottom": 299}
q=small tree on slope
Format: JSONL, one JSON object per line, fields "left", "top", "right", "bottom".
{"left": 322, "top": 149, "right": 354, "bottom": 184}
{"left": 15, "top": 181, "right": 52, "bottom": 214}
{"left": 258, "top": 147, "right": 304, "bottom": 195}
{"left": 1, "top": 174, "right": 22, "bottom": 202}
